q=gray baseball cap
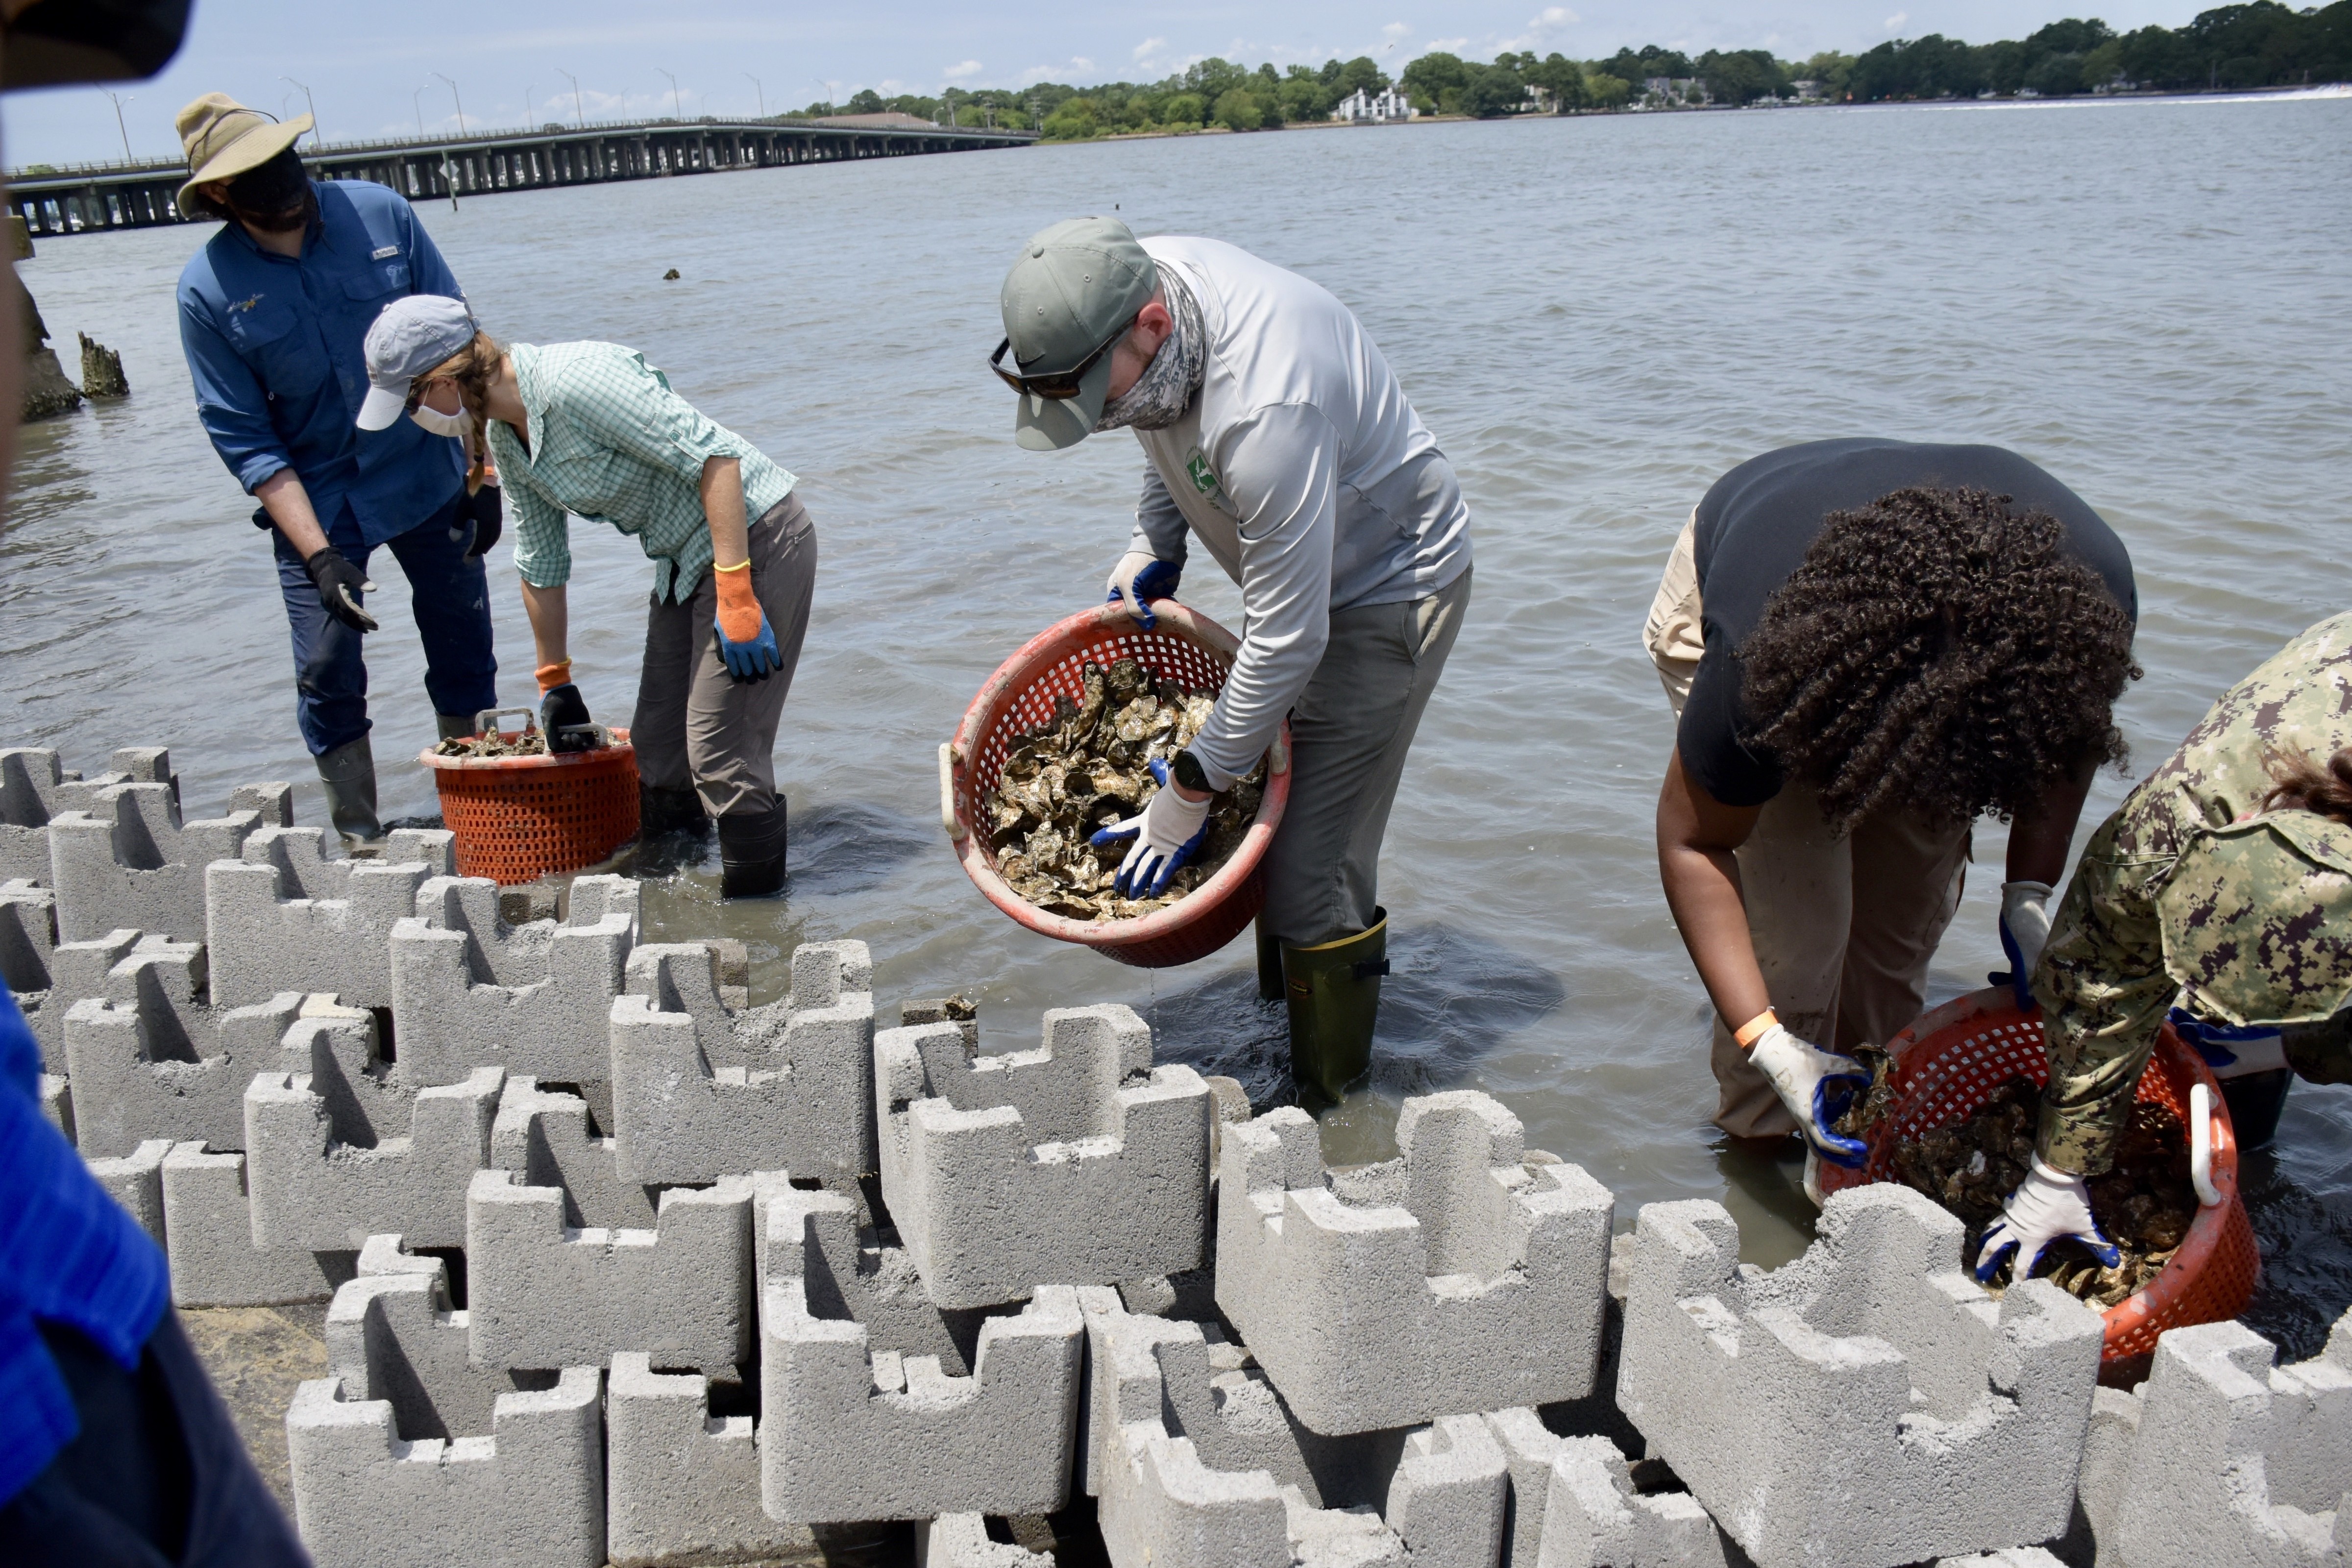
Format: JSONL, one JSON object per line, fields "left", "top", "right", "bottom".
{"left": 356, "top": 294, "right": 480, "bottom": 430}
{"left": 998, "top": 216, "right": 1158, "bottom": 451}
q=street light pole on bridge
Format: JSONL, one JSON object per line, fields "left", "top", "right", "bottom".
{"left": 745, "top": 74, "right": 765, "bottom": 118}
{"left": 558, "top": 69, "right": 586, "bottom": 130}
{"left": 432, "top": 72, "right": 467, "bottom": 138}
{"left": 280, "top": 77, "right": 319, "bottom": 146}
{"left": 101, "top": 89, "right": 134, "bottom": 163}
{"left": 658, "top": 68, "right": 683, "bottom": 121}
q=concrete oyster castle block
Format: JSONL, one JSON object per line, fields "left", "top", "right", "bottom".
{"left": 1616, "top": 1184, "right": 2106, "bottom": 1568}
{"left": 1216, "top": 1090, "right": 1616, "bottom": 1437}
{"left": 0, "top": 878, "right": 54, "bottom": 996}
{"left": 607, "top": 1353, "right": 814, "bottom": 1568}
{"left": 610, "top": 939, "right": 876, "bottom": 1183}
{"left": 2088, "top": 1308, "right": 2351, "bottom": 1568}
{"left": 49, "top": 777, "right": 258, "bottom": 943}
{"left": 158, "top": 1141, "right": 352, "bottom": 1306}
{"left": 62, "top": 932, "right": 301, "bottom": 1156}
{"left": 877, "top": 1002, "right": 1212, "bottom": 1308}
{"left": 286, "top": 1367, "right": 604, "bottom": 1568}
{"left": 326, "top": 1241, "right": 519, "bottom": 1442}
{"left": 1482, "top": 1409, "right": 1730, "bottom": 1568}
{"left": 466, "top": 1168, "right": 753, "bottom": 1373}
{"left": 0, "top": 745, "right": 176, "bottom": 883}
{"left": 206, "top": 826, "right": 454, "bottom": 1008}
{"left": 389, "top": 874, "right": 638, "bottom": 1085}
{"left": 492, "top": 1074, "right": 657, "bottom": 1228}
{"left": 755, "top": 1176, "right": 1087, "bottom": 1522}
{"left": 243, "top": 1000, "right": 504, "bottom": 1250}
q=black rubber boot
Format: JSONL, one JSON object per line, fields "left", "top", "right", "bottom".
{"left": 314, "top": 735, "right": 384, "bottom": 850}
{"left": 639, "top": 783, "right": 710, "bottom": 839}
{"left": 1282, "top": 908, "right": 1389, "bottom": 1111}
{"left": 717, "top": 794, "right": 788, "bottom": 898}
{"left": 1255, "top": 914, "right": 1283, "bottom": 1003}
{"left": 434, "top": 712, "right": 478, "bottom": 742}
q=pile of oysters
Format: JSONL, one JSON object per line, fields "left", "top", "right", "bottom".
{"left": 982, "top": 656, "right": 1264, "bottom": 922}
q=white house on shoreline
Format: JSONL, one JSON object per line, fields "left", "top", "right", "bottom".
{"left": 1332, "top": 85, "right": 1416, "bottom": 123}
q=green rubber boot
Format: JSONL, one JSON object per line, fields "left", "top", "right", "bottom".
{"left": 1283, "top": 909, "right": 1390, "bottom": 1110}
{"left": 1255, "top": 914, "right": 1283, "bottom": 1003}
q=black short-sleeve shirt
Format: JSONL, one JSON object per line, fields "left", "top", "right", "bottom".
{"left": 1678, "top": 439, "right": 2137, "bottom": 808}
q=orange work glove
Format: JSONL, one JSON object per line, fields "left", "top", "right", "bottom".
{"left": 711, "top": 560, "right": 781, "bottom": 682}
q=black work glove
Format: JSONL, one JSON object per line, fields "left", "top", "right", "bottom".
{"left": 541, "top": 682, "right": 597, "bottom": 754}
{"left": 461, "top": 483, "right": 503, "bottom": 561}
{"left": 303, "top": 545, "right": 378, "bottom": 632}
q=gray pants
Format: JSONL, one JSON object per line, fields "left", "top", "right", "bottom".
{"left": 1260, "top": 568, "right": 1472, "bottom": 948}
{"left": 631, "top": 493, "right": 817, "bottom": 820}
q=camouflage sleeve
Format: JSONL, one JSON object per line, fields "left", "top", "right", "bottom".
{"left": 2030, "top": 810, "right": 2177, "bottom": 1176}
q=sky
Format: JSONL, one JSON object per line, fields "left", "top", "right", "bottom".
{"left": 4, "top": 0, "right": 2212, "bottom": 168}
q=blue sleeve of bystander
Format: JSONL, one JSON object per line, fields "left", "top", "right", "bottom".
{"left": 177, "top": 282, "right": 291, "bottom": 497}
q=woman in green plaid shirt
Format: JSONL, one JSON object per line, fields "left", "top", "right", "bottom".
{"left": 368, "top": 295, "right": 815, "bottom": 895}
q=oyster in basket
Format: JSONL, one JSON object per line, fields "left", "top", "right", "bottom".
{"left": 982, "top": 656, "right": 1264, "bottom": 922}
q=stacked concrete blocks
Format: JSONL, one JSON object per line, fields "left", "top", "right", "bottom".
{"left": 244, "top": 999, "right": 503, "bottom": 1250}
{"left": 207, "top": 826, "right": 455, "bottom": 1008}
{"left": 611, "top": 938, "right": 876, "bottom": 1183}
{"left": 1616, "top": 1183, "right": 2106, "bottom": 1568}
{"left": 325, "top": 1242, "right": 511, "bottom": 1441}
{"left": 2078, "top": 1307, "right": 2351, "bottom": 1567}
{"left": 607, "top": 1352, "right": 816, "bottom": 1568}
{"left": 286, "top": 1367, "right": 604, "bottom": 1568}
{"left": 0, "top": 745, "right": 177, "bottom": 883}
{"left": 85, "top": 1136, "right": 172, "bottom": 1243}
{"left": 0, "top": 877, "right": 54, "bottom": 995}
{"left": 48, "top": 775, "right": 258, "bottom": 943}
{"left": 917, "top": 1514, "right": 1055, "bottom": 1567}
{"left": 157, "top": 1141, "right": 353, "bottom": 1305}
{"left": 491, "top": 1074, "right": 657, "bottom": 1228}
{"left": 756, "top": 1175, "right": 1087, "bottom": 1522}
{"left": 466, "top": 1168, "right": 752, "bottom": 1373}
{"left": 1482, "top": 1408, "right": 1729, "bottom": 1568}
{"left": 389, "top": 873, "right": 638, "bottom": 1084}
{"left": 1217, "top": 1090, "right": 1617, "bottom": 1436}
{"left": 878, "top": 1002, "right": 1213, "bottom": 1308}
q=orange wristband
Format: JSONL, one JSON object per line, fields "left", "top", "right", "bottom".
{"left": 1733, "top": 1008, "right": 1779, "bottom": 1050}
{"left": 535, "top": 659, "right": 572, "bottom": 693}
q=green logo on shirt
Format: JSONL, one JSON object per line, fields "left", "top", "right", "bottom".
{"left": 1187, "top": 454, "right": 1218, "bottom": 495}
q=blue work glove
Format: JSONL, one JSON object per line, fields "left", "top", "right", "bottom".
{"left": 1106, "top": 551, "right": 1182, "bottom": 631}
{"left": 1998, "top": 880, "right": 2055, "bottom": 1013}
{"left": 1748, "top": 1023, "right": 1871, "bottom": 1168}
{"left": 1975, "top": 1157, "right": 2122, "bottom": 1285}
{"left": 1091, "top": 758, "right": 1211, "bottom": 899}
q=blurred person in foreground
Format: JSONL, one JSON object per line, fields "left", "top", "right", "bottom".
{"left": 1976, "top": 615, "right": 2352, "bottom": 1287}
{"left": 359, "top": 296, "right": 813, "bottom": 896}
{"left": 2, "top": 19, "right": 313, "bottom": 1567}
{"left": 1648, "top": 441, "right": 2139, "bottom": 1197}
{"left": 992, "top": 218, "right": 1472, "bottom": 1108}
{"left": 174, "top": 93, "right": 500, "bottom": 848}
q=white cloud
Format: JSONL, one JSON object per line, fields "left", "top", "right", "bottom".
{"left": 1133, "top": 37, "right": 1166, "bottom": 62}
{"left": 1382, "top": 22, "right": 1411, "bottom": 38}
{"left": 942, "top": 60, "right": 982, "bottom": 80}
{"left": 1885, "top": 11, "right": 1908, "bottom": 28}
{"left": 1536, "top": 6, "right": 1577, "bottom": 23}
{"left": 1018, "top": 58, "right": 1097, "bottom": 84}
{"left": 1072, "top": 56, "right": 1096, "bottom": 72}
{"left": 1425, "top": 36, "right": 1470, "bottom": 52}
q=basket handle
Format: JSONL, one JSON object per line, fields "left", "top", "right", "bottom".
{"left": 939, "top": 742, "right": 966, "bottom": 841}
{"left": 2189, "top": 1082, "right": 2223, "bottom": 1207}
{"left": 474, "top": 707, "right": 539, "bottom": 739}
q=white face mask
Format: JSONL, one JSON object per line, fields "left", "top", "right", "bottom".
{"left": 410, "top": 402, "right": 470, "bottom": 439}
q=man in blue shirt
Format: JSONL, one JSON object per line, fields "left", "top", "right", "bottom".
{"left": 174, "top": 94, "right": 499, "bottom": 846}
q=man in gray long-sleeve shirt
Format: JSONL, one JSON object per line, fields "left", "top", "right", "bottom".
{"left": 995, "top": 217, "right": 1473, "bottom": 1106}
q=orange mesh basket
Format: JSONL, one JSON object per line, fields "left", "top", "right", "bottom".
{"left": 943, "top": 600, "right": 1291, "bottom": 969}
{"left": 418, "top": 710, "right": 641, "bottom": 886}
{"left": 1818, "top": 986, "right": 2260, "bottom": 1380}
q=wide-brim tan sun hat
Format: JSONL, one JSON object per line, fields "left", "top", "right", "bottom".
{"left": 175, "top": 92, "right": 311, "bottom": 217}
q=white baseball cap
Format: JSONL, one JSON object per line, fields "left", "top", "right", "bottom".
{"left": 356, "top": 294, "right": 480, "bottom": 431}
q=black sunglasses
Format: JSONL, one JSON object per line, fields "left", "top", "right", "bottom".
{"left": 990, "top": 315, "right": 1135, "bottom": 400}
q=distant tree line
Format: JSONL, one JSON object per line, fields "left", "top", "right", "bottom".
{"left": 838, "top": 2, "right": 2346, "bottom": 138}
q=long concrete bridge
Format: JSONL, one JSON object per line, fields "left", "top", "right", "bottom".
{"left": 8, "top": 116, "right": 1035, "bottom": 237}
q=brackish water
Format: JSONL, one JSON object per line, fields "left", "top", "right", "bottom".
{"left": 6, "top": 96, "right": 2348, "bottom": 1354}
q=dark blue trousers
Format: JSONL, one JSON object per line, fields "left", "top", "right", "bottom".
{"left": 271, "top": 493, "right": 498, "bottom": 758}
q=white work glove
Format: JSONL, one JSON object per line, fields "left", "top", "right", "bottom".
{"left": 1090, "top": 758, "right": 1211, "bottom": 898}
{"left": 1105, "top": 551, "right": 1181, "bottom": 631}
{"left": 1999, "top": 880, "right": 2055, "bottom": 1011}
{"left": 1974, "top": 1156, "right": 2122, "bottom": 1285}
{"left": 1749, "top": 1024, "right": 1872, "bottom": 1168}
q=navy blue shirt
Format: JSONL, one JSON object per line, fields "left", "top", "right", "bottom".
{"left": 177, "top": 178, "right": 466, "bottom": 547}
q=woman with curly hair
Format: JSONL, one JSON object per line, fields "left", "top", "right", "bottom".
{"left": 1644, "top": 440, "right": 2139, "bottom": 1192}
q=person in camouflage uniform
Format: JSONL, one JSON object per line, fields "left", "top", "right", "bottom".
{"left": 1977, "top": 612, "right": 2352, "bottom": 1282}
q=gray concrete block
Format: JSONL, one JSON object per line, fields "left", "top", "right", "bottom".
{"left": 917, "top": 1514, "right": 1054, "bottom": 1567}
{"left": 19, "top": 924, "right": 137, "bottom": 1071}
{"left": 49, "top": 782, "right": 257, "bottom": 943}
{"left": 160, "top": 1141, "right": 350, "bottom": 1306}
{"left": 1384, "top": 1415, "right": 1510, "bottom": 1568}
{"left": 63, "top": 936, "right": 300, "bottom": 1156}
{"left": 230, "top": 781, "right": 295, "bottom": 827}
{"left": 2104, "top": 1309, "right": 2350, "bottom": 1568}
{"left": 388, "top": 874, "right": 636, "bottom": 1085}
{"left": 1931, "top": 1553, "right": 2068, "bottom": 1567}
{"left": 1216, "top": 1092, "right": 1616, "bottom": 1437}
{"left": 287, "top": 1368, "right": 604, "bottom": 1568}
{"left": 325, "top": 1250, "right": 509, "bottom": 1440}
{"left": 879, "top": 1004, "right": 1212, "bottom": 1309}
{"left": 760, "top": 1271, "right": 1085, "bottom": 1523}
{"left": 1616, "top": 1184, "right": 2106, "bottom": 1568}
{"left": 39, "top": 1073, "right": 71, "bottom": 1138}
{"left": 85, "top": 1136, "right": 171, "bottom": 1244}
{"left": 491, "top": 1074, "right": 656, "bottom": 1229}
{"left": 244, "top": 1001, "right": 504, "bottom": 1250}
{"left": 751, "top": 1172, "right": 984, "bottom": 1378}
{"left": 466, "top": 1169, "right": 751, "bottom": 1373}
{"left": 0, "top": 877, "right": 55, "bottom": 995}
{"left": 611, "top": 939, "right": 876, "bottom": 1183}
{"left": 0, "top": 747, "right": 148, "bottom": 883}
{"left": 207, "top": 826, "right": 451, "bottom": 1008}
{"left": 1477, "top": 1416, "right": 1726, "bottom": 1568}
{"left": 607, "top": 1351, "right": 816, "bottom": 1568}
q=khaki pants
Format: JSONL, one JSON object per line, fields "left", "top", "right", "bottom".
{"left": 632, "top": 494, "right": 818, "bottom": 820}
{"left": 1643, "top": 513, "right": 1969, "bottom": 1138}
{"left": 1260, "top": 568, "right": 1472, "bottom": 948}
